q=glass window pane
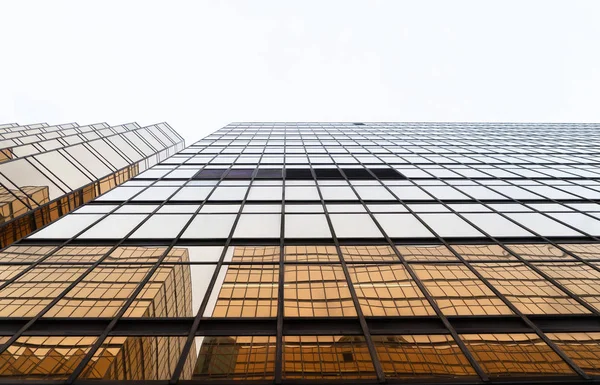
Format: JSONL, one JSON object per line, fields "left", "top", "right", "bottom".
{"left": 29, "top": 214, "right": 104, "bottom": 239}
{"left": 460, "top": 333, "right": 575, "bottom": 377}
{"left": 78, "top": 214, "right": 147, "bottom": 239}
{"left": 374, "top": 335, "right": 477, "bottom": 379}
{"left": 233, "top": 214, "right": 280, "bottom": 238}
{"left": 285, "top": 214, "right": 331, "bottom": 238}
{"left": 0, "top": 336, "right": 98, "bottom": 380}
{"left": 546, "top": 332, "right": 600, "bottom": 375}
{"left": 462, "top": 214, "right": 534, "bottom": 237}
{"left": 330, "top": 214, "right": 383, "bottom": 238}
{"left": 190, "top": 336, "right": 276, "bottom": 380}
{"left": 79, "top": 336, "right": 190, "bottom": 380}
{"left": 347, "top": 264, "right": 435, "bottom": 316}
{"left": 130, "top": 214, "right": 193, "bottom": 238}
{"left": 285, "top": 245, "right": 339, "bottom": 262}
{"left": 284, "top": 265, "right": 356, "bottom": 317}
{"left": 412, "top": 264, "right": 513, "bottom": 316}
{"left": 283, "top": 336, "right": 375, "bottom": 379}
{"left": 471, "top": 262, "right": 590, "bottom": 315}
{"left": 505, "top": 213, "right": 583, "bottom": 236}
{"left": 374, "top": 214, "right": 434, "bottom": 238}
{"left": 181, "top": 214, "right": 236, "bottom": 239}
{"left": 417, "top": 214, "right": 483, "bottom": 237}
{"left": 204, "top": 264, "right": 278, "bottom": 317}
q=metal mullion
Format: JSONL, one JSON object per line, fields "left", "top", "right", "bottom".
{"left": 275, "top": 128, "right": 286, "bottom": 384}
{"left": 416, "top": 164, "right": 600, "bottom": 316}
{"left": 327, "top": 146, "right": 490, "bottom": 382}
{"left": 66, "top": 145, "right": 245, "bottom": 383}
{"left": 169, "top": 128, "right": 268, "bottom": 383}
{"left": 363, "top": 154, "right": 593, "bottom": 378}
{"left": 471, "top": 161, "right": 600, "bottom": 225}
{"left": 307, "top": 142, "right": 393, "bottom": 384}
{"left": 370, "top": 150, "right": 600, "bottom": 313}
{"left": 0, "top": 142, "right": 226, "bottom": 345}
{"left": 0, "top": 161, "right": 210, "bottom": 357}
{"left": 447, "top": 167, "right": 600, "bottom": 275}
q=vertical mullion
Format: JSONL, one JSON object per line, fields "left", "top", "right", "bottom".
{"left": 66, "top": 137, "right": 246, "bottom": 383}
{"left": 169, "top": 125, "right": 267, "bottom": 383}
{"left": 308, "top": 132, "right": 390, "bottom": 384}
{"left": 275, "top": 124, "right": 286, "bottom": 383}
{"left": 365, "top": 148, "right": 591, "bottom": 379}
{"left": 0, "top": 149, "right": 220, "bottom": 358}
{"left": 329, "top": 134, "right": 490, "bottom": 382}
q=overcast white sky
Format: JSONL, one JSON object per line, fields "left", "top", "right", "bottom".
{"left": 1, "top": 0, "right": 599, "bottom": 145}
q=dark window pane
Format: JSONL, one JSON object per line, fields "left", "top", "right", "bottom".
{"left": 193, "top": 169, "right": 228, "bottom": 179}
{"left": 371, "top": 168, "right": 406, "bottom": 179}
{"left": 342, "top": 168, "right": 373, "bottom": 179}
{"left": 285, "top": 169, "right": 313, "bottom": 180}
{"left": 314, "top": 168, "right": 343, "bottom": 179}
{"left": 255, "top": 168, "right": 283, "bottom": 179}
{"left": 225, "top": 168, "right": 255, "bottom": 179}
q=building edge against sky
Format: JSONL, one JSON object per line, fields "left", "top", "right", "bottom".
{"left": 0, "top": 121, "right": 184, "bottom": 247}
{"left": 0, "top": 122, "right": 600, "bottom": 383}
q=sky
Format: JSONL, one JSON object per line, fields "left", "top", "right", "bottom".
{"left": 1, "top": 0, "right": 599, "bottom": 145}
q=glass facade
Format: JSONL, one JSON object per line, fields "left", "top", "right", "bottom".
{"left": 0, "top": 121, "right": 184, "bottom": 247}
{"left": 1, "top": 122, "right": 600, "bottom": 384}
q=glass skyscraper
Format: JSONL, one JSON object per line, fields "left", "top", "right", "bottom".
{"left": 0, "top": 121, "right": 184, "bottom": 247}
{"left": 1, "top": 122, "right": 600, "bottom": 383}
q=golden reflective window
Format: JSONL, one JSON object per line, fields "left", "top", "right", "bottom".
{"left": 43, "top": 265, "right": 152, "bottom": 318}
{"left": 210, "top": 264, "right": 278, "bottom": 317}
{"left": 285, "top": 245, "right": 338, "bottom": 262}
{"left": 559, "top": 243, "right": 600, "bottom": 260}
{"left": 103, "top": 246, "right": 168, "bottom": 263}
{"left": 80, "top": 336, "right": 192, "bottom": 380}
{"left": 0, "top": 265, "right": 27, "bottom": 283}
{"left": 450, "top": 244, "right": 517, "bottom": 261}
{"left": 191, "top": 336, "right": 276, "bottom": 380}
{"left": 284, "top": 265, "right": 356, "bottom": 317}
{"left": 0, "top": 265, "right": 89, "bottom": 317}
{"left": 460, "top": 333, "right": 575, "bottom": 377}
{"left": 471, "top": 262, "right": 590, "bottom": 315}
{"left": 397, "top": 245, "right": 459, "bottom": 262}
{"left": 373, "top": 335, "right": 477, "bottom": 378}
{"left": 229, "top": 246, "right": 280, "bottom": 263}
{"left": 124, "top": 264, "right": 194, "bottom": 317}
{"left": 0, "top": 336, "right": 97, "bottom": 379}
{"left": 546, "top": 332, "right": 600, "bottom": 375}
{"left": 532, "top": 262, "right": 600, "bottom": 312}
{"left": 506, "top": 244, "right": 575, "bottom": 261}
{"left": 42, "top": 246, "right": 113, "bottom": 264}
{"left": 347, "top": 264, "right": 434, "bottom": 316}
{"left": 283, "top": 336, "right": 376, "bottom": 379}
{"left": 341, "top": 245, "right": 397, "bottom": 262}
{"left": 0, "top": 245, "right": 54, "bottom": 263}
{"left": 412, "top": 264, "right": 513, "bottom": 316}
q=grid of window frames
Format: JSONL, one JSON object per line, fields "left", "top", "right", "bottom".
{"left": 2, "top": 122, "right": 600, "bottom": 384}
{"left": 0, "top": 121, "right": 185, "bottom": 247}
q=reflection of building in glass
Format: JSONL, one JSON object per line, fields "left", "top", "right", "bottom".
{"left": 0, "top": 121, "right": 184, "bottom": 247}
{"left": 0, "top": 246, "right": 194, "bottom": 379}
{"left": 2, "top": 122, "right": 600, "bottom": 384}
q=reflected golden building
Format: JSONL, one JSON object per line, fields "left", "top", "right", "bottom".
{"left": 0, "top": 246, "right": 195, "bottom": 380}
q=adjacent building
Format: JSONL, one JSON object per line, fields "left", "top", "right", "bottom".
{"left": 1, "top": 122, "right": 600, "bottom": 384}
{"left": 0, "top": 121, "right": 184, "bottom": 247}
